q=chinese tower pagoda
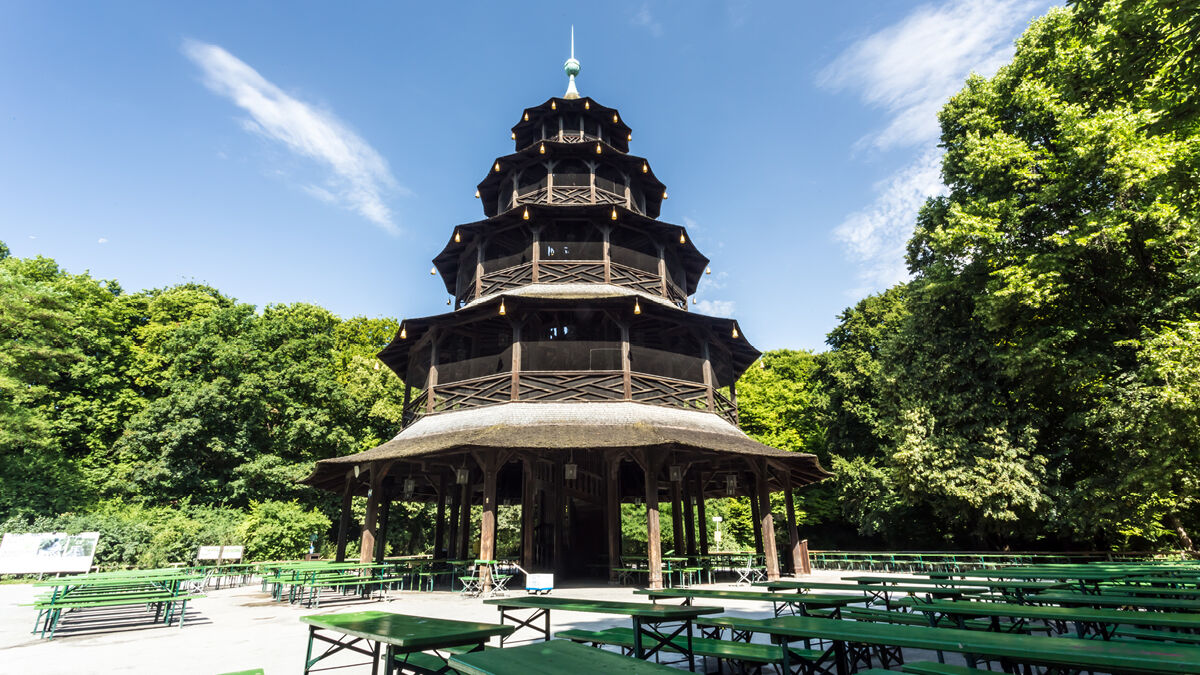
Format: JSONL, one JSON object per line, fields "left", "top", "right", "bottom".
{"left": 304, "top": 40, "right": 829, "bottom": 589}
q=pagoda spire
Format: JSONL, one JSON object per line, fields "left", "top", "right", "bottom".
{"left": 563, "top": 26, "right": 581, "bottom": 99}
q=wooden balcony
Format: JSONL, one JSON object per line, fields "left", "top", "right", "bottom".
{"left": 473, "top": 260, "right": 688, "bottom": 308}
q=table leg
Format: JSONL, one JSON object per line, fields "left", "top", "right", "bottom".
{"left": 304, "top": 626, "right": 316, "bottom": 675}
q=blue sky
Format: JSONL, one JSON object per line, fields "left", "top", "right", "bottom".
{"left": 0, "top": 0, "right": 1055, "bottom": 351}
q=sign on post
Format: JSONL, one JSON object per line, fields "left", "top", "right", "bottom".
{"left": 0, "top": 532, "right": 99, "bottom": 575}
{"left": 196, "top": 545, "right": 245, "bottom": 561}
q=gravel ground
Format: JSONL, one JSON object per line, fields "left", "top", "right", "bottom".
{"left": 0, "top": 569, "right": 971, "bottom": 674}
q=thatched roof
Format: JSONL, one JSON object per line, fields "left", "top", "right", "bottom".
{"left": 302, "top": 402, "right": 830, "bottom": 493}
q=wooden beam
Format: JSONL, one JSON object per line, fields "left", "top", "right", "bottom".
{"left": 434, "top": 472, "right": 448, "bottom": 559}
{"left": 359, "top": 463, "right": 386, "bottom": 563}
{"left": 683, "top": 471, "right": 697, "bottom": 557}
{"left": 695, "top": 472, "right": 709, "bottom": 556}
{"left": 374, "top": 482, "right": 392, "bottom": 563}
{"left": 749, "top": 472, "right": 764, "bottom": 560}
{"left": 755, "top": 460, "right": 781, "bottom": 581}
{"left": 448, "top": 477, "right": 461, "bottom": 559}
{"left": 335, "top": 472, "right": 354, "bottom": 562}
{"left": 511, "top": 322, "right": 522, "bottom": 401}
{"left": 427, "top": 329, "right": 439, "bottom": 414}
{"left": 643, "top": 449, "right": 665, "bottom": 590}
{"left": 670, "top": 474, "right": 684, "bottom": 557}
{"left": 459, "top": 474, "right": 472, "bottom": 560}
{"left": 479, "top": 455, "right": 499, "bottom": 591}
{"left": 783, "top": 472, "right": 802, "bottom": 576}
{"left": 620, "top": 322, "right": 632, "bottom": 400}
{"left": 606, "top": 454, "right": 622, "bottom": 582}
{"left": 522, "top": 457, "right": 535, "bottom": 569}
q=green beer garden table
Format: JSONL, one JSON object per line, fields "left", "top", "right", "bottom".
{"left": 698, "top": 613, "right": 1200, "bottom": 675}
{"left": 1030, "top": 592, "right": 1200, "bottom": 612}
{"left": 300, "top": 611, "right": 512, "bottom": 675}
{"left": 755, "top": 580, "right": 986, "bottom": 607}
{"left": 900, "top": 598, "right": 1200, "bottom": 640}
{"left": 634, "top": 588, "right": 863, "bottom": 618}
{"left": 448, "top": 639, "right": 680, "bottom": 675}
{"left": 483, "top": 596, "right": 722, "bottom": 672}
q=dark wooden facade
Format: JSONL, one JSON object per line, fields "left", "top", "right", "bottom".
{"left": 304, "top": 93, "right": 829, "bottom": 588}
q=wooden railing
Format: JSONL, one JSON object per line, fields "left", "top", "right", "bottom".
{"left": 507, "top": 186, "right": 637, "bottom": 214}
{"left": 404, "top": 370, "right": 738, "bottom": 428}
{"left": 473, "top": 260, "right": 686, "bottom": 308}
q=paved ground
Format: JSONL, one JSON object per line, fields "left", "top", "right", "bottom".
{"left": 0, "top": 569, "right": 968, "bottom": 674}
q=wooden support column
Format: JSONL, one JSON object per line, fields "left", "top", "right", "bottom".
{"left": 479, "top": 455, "right": 499, "bottom": 591}
{"left": 642, "top": 450, "right": 665, "bottom": 590}
{"left": 374, "top": 482, "right": 392, "bottom": 563}
{"left": 335, "top": 472, "right": 354, "bottom": 562}
{"left": 783, "top": 472, "right": 803, "bottom": 576}
{"left": 510, "top": 323, "right": 521, "bottom": 401}
{"left": 695, "top": 473, "right": 709, "bottom": 556}
{"left": 756, "top": 461, "right": 781, "bottom": 581}
{"left": 447, "top": 479, "right": 461, "bottom": 559}
{"left": 552, "top": 460, "right": 564, "bottom": 570}
{"left": 620, "top": 322, "right": 632, "bottom": 400}
{"left": 670, "top": 476, "right": 684, "bottom": 556}
{"left": 522, "top": 458, "right": 535, "bottom": 569}
{"left": 474, "top": 240, "right": 484, "bottom": 299}
{"left": 531, "top": 228, "right": 541, "bottom": 282}
{"left": 359, "top": 463, "right": 385, "bottom": 563}
{"left": 427, "top": 330, "right": 439, "bottom": 414}
{"left": 459, "top": 474, "right": 472, "bottom": 560}
{"left": 434, "top": 472, "right": 448, "bottom": 558}
{"left": 657, "top": 245, "right": 668, "bottom": 297}
{"left": 683, "top": 473, "right": 697, "bottom": 557}
{"left": 606, "top": 455, "right": 622, "bottom": 582}
{"left": 749, "top": 474, "right": 764, "bottom": 559}
{"left": 602, "top": 227, "right": 612, "bottom": 283}
{"left": 701, "top": 341, "right": 715, "bottom": 411}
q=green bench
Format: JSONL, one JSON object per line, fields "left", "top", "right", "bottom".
{"left": 556, "top": 626, "right": 794, "bottom": 673}
{"left": 1111, "top": 627, "right": 1200, "bottom": 644}
{"left": 34, "top": 591, "right": 203, "bottom": 638}
{"left": 902, "top": 663, "right": 994, "bottom": 675}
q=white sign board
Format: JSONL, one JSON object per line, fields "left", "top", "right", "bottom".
{"left": 0, "top": 532, "right": 99, "bottom": 574}
{"left": 197, "top": 545, "right": 245, "bottom": 561}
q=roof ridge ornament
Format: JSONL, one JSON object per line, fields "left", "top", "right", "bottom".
{"left": 563, "top": 26, "right": 581, "bottom": 99}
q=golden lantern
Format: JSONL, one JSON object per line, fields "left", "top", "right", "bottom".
{"left": 663, "top": 190, "right": 669, "bottom": 199}
{"left": 430, "top": 266, "right": 437, "bottom": 275}
{"left": 494, "top": 161, "right": 501, "bottom": 172}
{"left": 732, "top": 325, "right": 739, "bottom": 339}
{"left": 584, "top": 100, "right": 590, "bottom": 110}
{"left": 474, "top": 189, "right": 480, "bottom": 198}
{"left": 627, "top": 133, "right": 632, "bottom": 141}
{"left": 524, "top": 112, "right": 529, "bottom": 121}
{"left": 595, "top": 142, "right": 602, "bottom": 154}
{"left": 634, "top": 299, "right": 641, "bottom": 315}
{"left": 613, "top": 113, "right": 619, "bottom": 123}
{"left": 399, "top": 325, "right": 407, "bottom": 339}
{"left": 454, "top": 230, "right": 461, "bottom": 243}
{"left": 610, "top": 207, "right": 618, "bottom": 221}
{"left": 539, "top": 142, "right": 546, "bottom": 154}
{"left": 499, "top": 300, "right": 506, "bottom": 316}
{"left": 706, "top": 267, "right": 712, "bottom": 275}
{"left": 679, "top": 231, "right": 686, "bottom": 244}
{"left": 642, "top": 162, "right": 648, "bottom": 173}
{"left": 692, "top": 297, "right": 698, "bottom": 305}
{"left": 511, "top": 132, "right": 516, "bottom": 140}
{"left": 446, "top": 298, "right": 452, "bottom": 306}
{"left": 551, "top": 100, "right": 556, "bottom": 110}
{"left": 523, "top": 207, "right": 530, "bottom": 220}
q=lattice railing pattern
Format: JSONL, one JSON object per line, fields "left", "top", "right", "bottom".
{"left": 402, "top": 371, "right": 739, "bottom": 427}
{"left": 536, "top": 261, "right": 606, "bottom": 284}
{"left": 518, "top": 371, "right": 626, "bottom": 402}
{"left": 509, "top": 186, "right": 638, "bottom": 213}
{"left": 610, "top": 263, "right": 664, "bottom": 296}
{"left": 431, "top": 374, "right": 512, "bottom": 413}
{"left": 479, "top": 263, "right": 533, "bottom": 296}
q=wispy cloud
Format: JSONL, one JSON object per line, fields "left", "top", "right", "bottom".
{"left": 694, "top": 299, "right": 736, "bottom": 318}
{"left": 819, "top": 0, "right": 1043, "bottom": 151}
{"left": 631, "top": 3, "right": 663, "bottom": 37}
{"left": 97, "top": 238, "right": 108, "bottom": 244}
{"left": 183, "top": 40, "right": 401, "bottom": 233}
{"left": 820, "top": 0, "right": 1047, "bottom": 292}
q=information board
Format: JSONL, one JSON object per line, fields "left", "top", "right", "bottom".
{"left": 0, "top": 532, "right": 99, "bottom": 574}
{"left": 197, "top": 545, "right": 245, "bottom": 561}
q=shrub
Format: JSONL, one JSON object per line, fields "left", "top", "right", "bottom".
{"left": 238, "top": 500, "right": 330, "bottom": 561}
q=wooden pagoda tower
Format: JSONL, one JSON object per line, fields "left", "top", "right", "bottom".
{"left": 304, "top": 43, "right": 829, "bottom": 589}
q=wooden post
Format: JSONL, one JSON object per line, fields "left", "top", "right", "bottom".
{"left": 602, "top": 227, "right": 612, "bottom": 283}
{"left": 643, "top": 450, "right": 664, "bottom": 590}
{"left": 749, "top": 474, "right": 764, "bottom": 559}
{"left": 783, "top": 472, "right": 802, "bottom": 576}
{"left": 434, "top": 472, "right": 448, "bottom": 559}
{"left": 531, "top": 227, "right": 541, "bottom": 282}
{"left": 657, "top": 244, "right": 668, "bottom": 297}
{"left": 670, "top": 477, "right": 684, "bottom": 556}
{"left": 459, "top": 475, "right": 472, "bottom": 560}
{"left": 359, "top": 464, "right": 385, "bottom": 564}
{"left": 800, "top": 539, "right": 812, "bottom": 575}
{"left": 620, "top": 322, "right": 632, "bottom": 400}
{"left": 606, "top": 455, "right": 622, "bottom": 582}
{"left": 375, "top": 482, "right": 392, "bottom": 563}
{"left": 552, "top": 460, "right": 564, "bottom": 570}
{"left": 448, "top": 480, "right": 461, "bottom": 559}
{"left": 522, "top": 458, "right": 535, "bottom": 569}
{"left": 479, "top": 456, "right": 499, "bottom": 591}
{"left": 335, "top": 473, "right": 354, "bottom": 562}
{"left": 756, "top": 461, "right": 781, "bottom": 581}
{"left": 475, "top": 240, "right": 484, "bottom": 299}
{"left": 695, "top": 473, "right": 709, "bottom": 556}
{"left": 427, "top": 330, "right": 439, "bottom": 414}
{"left": 683, "top": 473, "right": 697, "bottom": 557}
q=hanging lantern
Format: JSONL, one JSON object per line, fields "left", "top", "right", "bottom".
{"left": 627, "top": 133, "right": 632, "bottom": 142}
{"left": 706, "top": 267, "right": 712, "bottom": 275}
{"left": 539, "top": 142, "right": 546, "bottom": 154}
{"left": 725, "top": 475, "right": 737, "bottom": 496}
{"left": 584, "top": 100, "right": 590, "bottom": 110}
{"left": 564, "top": 463, "right": 577, "bottom": 480}
{"left": 692, "top": 297, "right": 698, "bottom": 305}
{"left": 551, "top": 100, "right": 557, "bottom": 110}
{"left": 494, "top": 161, "right": 501, "bottom": 172}
{"left": 474, "top": 189, "right": 480, "bottom": 199}
{"left": 642, "top": 162, "right": 648, "bottom": 174}
{"left": 613, "top": 113, "right": 619, "bottom": 123}
{"left": 523, "top": 207, "right": 530, "bottom": 220}
{"left": 679, "top": 231, "right": 686, "bottom": 244}
{"left": 499, "top": 299, "right": 506, "bottom": 316}
{"left": 595, "top": 142, "right": 602, "bottom": 154}
{"left": 663, "top": 190, "right": 669, "bottom": 199}
{"left": 524, "top": 112, "right": 530, "bottom": 121}
{"left": 446, "top": 298, "right": 452, "bottom": 306}
{"left": 610, "top": 207, "right": 618, "bottom": 221}
{"left": 456, "top": 468, "right": 470, "bottom": 485}
{"left": 454, "top": 230, "right": 462, "bottom": 243}
{"left": 511, "top": 132, "right": 516, "bottom": 140}
{"left": 354, "top": 464, "right": 362, "bottom": 478}
{"left": 399, "top": 324, "right": 407, "bottom": 339}
{"left": 403, "top": 478, "right": 415, "bottom": 499}
{"left": 430, "top": 266, "right": 437, "bottom": 275}
{"left": 732, "top": 325, "right": 739, "bottom": 339}
{"left": 669, "top": 465, "right": 683, "bottom": 482}
{"left": 634, "top": 299, "right": 641, "bottom": 315}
